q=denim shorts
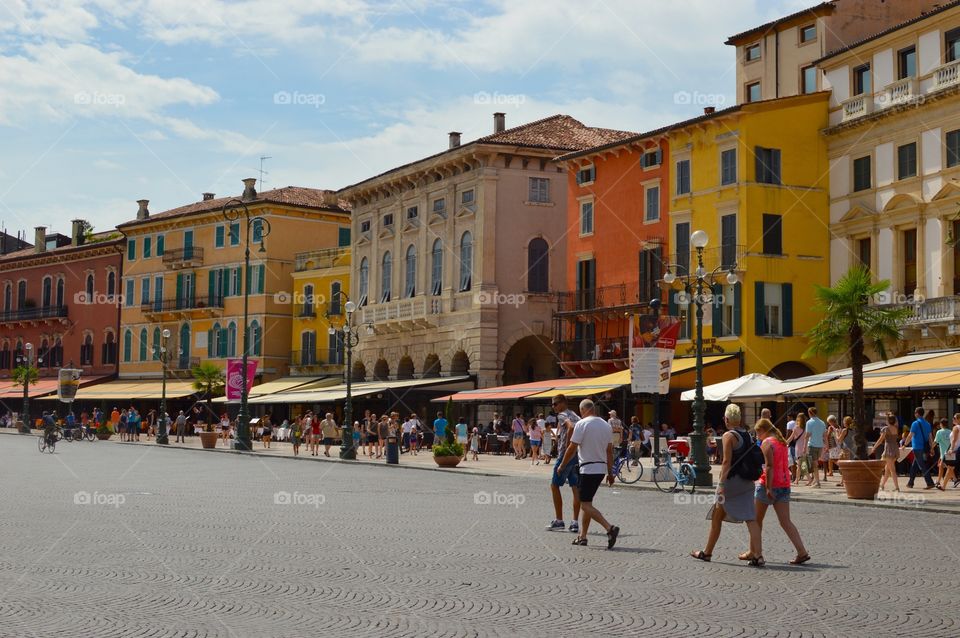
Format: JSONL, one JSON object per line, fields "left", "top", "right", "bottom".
{"left": 551, "top": 458, "right": 580, "bottom": 488}
{"left": 755, "top": 485, "right": 791, "bottom": 505}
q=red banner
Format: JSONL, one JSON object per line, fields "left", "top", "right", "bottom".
{"left": 226, "top": 359, "right": 258, "bottom": 401}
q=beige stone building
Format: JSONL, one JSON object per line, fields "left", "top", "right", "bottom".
{"left": 727, "top": 0, "right": 941, "bottom": 104}
{"left": 338, "top": 113, "right": 633, "bottom": 390}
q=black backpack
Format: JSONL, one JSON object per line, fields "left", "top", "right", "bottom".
{"left": 731, "top": 430, "right": 764, "bottom": 481}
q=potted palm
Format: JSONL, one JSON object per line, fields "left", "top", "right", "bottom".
{"left": 12, "top": 364, "right": 39, "bottom": 433}
{"left": 804, "top": 266, "right": 911, "bottom": 499}
{"left": 191, "top": 361, "right": 224, "bottom": 449}
{"left": 433, "top": 398, "right": 463, "bottom": 467}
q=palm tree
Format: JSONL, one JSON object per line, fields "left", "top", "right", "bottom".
{"left": 12, "top": 364, "right": 39, "bottom": 388}
{"left": 804, "top": 266, "right": 911, "bottom": 458}
{"left": 191, "top": 361, "right": 225, "bottom": 427}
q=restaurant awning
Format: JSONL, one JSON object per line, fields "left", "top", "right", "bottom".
{"left": 680, "top": 373, "right": 779, "bottom": 402}
{"left": 5, "top": 375, "right": 113, "bottom": 400}
{"left": 213, "top": 376, "right": 337, "bottom": 403}
{"left": 39, "top": 378, "right": 200, "bottom": 401}
{"left": 250, "top": 376, "right": 474, "bottom": 404}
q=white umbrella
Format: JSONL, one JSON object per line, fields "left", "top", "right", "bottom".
{"left": 680, "top": 373, "right": 779, "bottom": 402}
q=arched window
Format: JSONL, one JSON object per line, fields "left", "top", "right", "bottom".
{"left": 85, "top": 275, "right": 94, "bottom": 302}
{"left": 404, "top": 244, "right": 417, "bottom": 298}
{"left": 55, "top": 278, "right": 64, "bottom": 307}
{"left": 380, "top": 252, "right": 392, "bottom": 303}
{"left": 14, "top": 340, "right": 23, "bottom": 369}
{"left": 107, "top": 271, "right": 116, "bottom": 299}
{"left": 41, "top": 277, "right": 52, "bottom": 308}
{"left": 0, "top": 341, "right": 9, "bottom": 369}
{"left": 459, "top": 231, "right": 473, "bottom": 292}
{"left": 301, "top": 331, "right": 316, "bottom": 365}
{"left": 210, "top": 322, "right": 223, "bottom": 358}
{"left": 302, "top": 284, "right": 314, "bottom": 316}
{"left": 228, "top": 322, "right": 237, "bottom": 357}
{"left": 17, "top": 281, "right": 26, "bottom": 309}
{"left": 358, "top": 258, "right": 369, "bottom": 306}
{"left": 139, "top": 328, "right": 148, "bottom": 361}
{"left": 103, "top": 331, "right": 116, "bottom": 365}
{"left": 3, "top": 283, "right": 10, "bottom": 314}
{"left": 81, "top": 334, "right": 93, "bottom": 365}
{"left": 152, "top": 327, "right": 161, "bottom": 360}
{"left": 250, "top": 320, "right": 262, "bottom": 355}
{"left": 123, "top": 330, "right": 132, "bottom": 362}
{"left": 527, "top": 238, "right": 549, "bottom": 293}
{"left": 52, "top": 338, "right": 63, "bottom": 367}
{"left": 178, "top": 323, "right": 190, "bottom": 369}
{"left": 330, "top": 281, "right": 342, "bottom": 315}
{"left": 431, "top": 239, "right": 443, "bottom": 296}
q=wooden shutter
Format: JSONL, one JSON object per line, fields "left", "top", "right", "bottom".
{"left": 712, "top": 283, "right": 722, "bottom": 335}
{"left": 733, "top": 282, "right": 742, "bottom": 336}
{"left": 781, "top": 283, "right": 793, "bottom": 337}
{"left": 754, "top": 281, "right": 766, "bottom": 336}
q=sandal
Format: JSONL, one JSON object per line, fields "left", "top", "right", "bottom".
{"left": 748, "top": 555, "right": 766, "bottom": 568}
{"left": 690, "top": 550, "right": 711, "bottom": 562}
{"left": 571, "top": 537, "right": 587, "bottom": 546}
{"left": 738, "top": 551, "right": 754, "bottom": 561}
{"left": 789, "top": 554, "right": 811, "bottom": 565}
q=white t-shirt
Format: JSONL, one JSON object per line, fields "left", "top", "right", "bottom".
{"left": 402, "top": 420, "right": 414, "bottom": 434}
{"left": 641, "top": 428, "right": 653, "bottom": 444}
{"left": 570, "top": 416, "right": 612, "bottom": 475}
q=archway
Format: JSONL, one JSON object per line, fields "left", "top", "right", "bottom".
{"left": 450, "top": 351, "right": 470, "bottom": 376}
{"left": 351, "top": 361, "right": 366, "bottom": 382}
{"left": 397, "top": 356, "right": 415, "bottom": 380}
{"left": 502, "top": 335, "right": 558, "bottom": 385}
{"left": 373, "top": 359, "right": 390, "bottom": 381}
{"left": 423, "top": 354, "right": 441, "bottom": 378}
{"left": 768, "top": 361, "right": 815, "bottom": 381}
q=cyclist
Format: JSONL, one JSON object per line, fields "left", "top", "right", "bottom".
{"left": 65, "top": 411, "right": 77, "bottom": 438}
{"left": 42, "top": 411, "right": 58, "bottom": 447}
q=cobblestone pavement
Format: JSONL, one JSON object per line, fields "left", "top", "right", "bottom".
{"left": 2, "top": 434, "right": 957, "bottom": 638}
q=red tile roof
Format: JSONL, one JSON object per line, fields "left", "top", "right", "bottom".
{"left": 0, "top": 231, "right": 122, "bottom": 263}
{"left": 725, "top": 2, "right": 834, "bottom": 45}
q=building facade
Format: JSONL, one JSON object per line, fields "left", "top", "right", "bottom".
{"left": 116, "top": 180, "right": 350, "bottom": 382}
{"left": 339, "top": 113, "right": 634, "bottom": 390}
{"left": 289, "top": 247, "right": 351, "bottom": 377}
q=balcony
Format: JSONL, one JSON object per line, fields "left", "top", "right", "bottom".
{"left": 290, "top": 349, "right": 344, "bottom": 368}
{"left": 141, "top": 294, "right": 224, "bottom": 317}
{"left": 294, "top": 303, "right": 316, "bottom": 318}
{"left": 877, "top": 295, "right": 960, "bottom": 326}
{"left": 934, "top": 60, "right": 960, "bottom": 91}
{"left": 841, "top": 94, "right": 874, "bottom": 122}
{"left": 555, "top": 285, "right": 642, "bottom": 317}
{"left": 0, "top": 305, "right": 69, "bottom": 325}
{"left": 668, "top": 244, "right": 745, "bottom": 274}
{"left": 359, "top": 297, "right": 437, "bottom": 331}
{"left": 294, "top": 247, "right": 350, "bottom": 272}
{"left": 881, "top": 76, "right": 919, "bottom": 107}
{"left": 162, "top": 246, "right": 204, "bottom": 269}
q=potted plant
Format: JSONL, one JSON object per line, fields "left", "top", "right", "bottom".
{"left": 433, "top": 399, "right": 463, "bottom": 467}
{"left": 95, "top": 423, "right": 113, "bottom": 440}
{"left": 804, "top": 266, "right": 911, "bottom": 499}
{"left": 11, "top": 363, "right": 39, "bottom": 433}
{"left": 191, "top": 361, "right": 224, "bottom": 449}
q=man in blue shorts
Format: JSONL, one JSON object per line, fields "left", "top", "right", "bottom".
{"left": 546, "top": 394, "right": 581, "bottom": 533}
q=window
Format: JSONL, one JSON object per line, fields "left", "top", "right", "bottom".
{"left": 755, "top": 282, "right": 792, "bottom": 337}
{"left": 154, "top": 276, "right": 163, "bottom": 309}
{"left": 576, "top": 259, "right": 596, "bottom": 309}
{"left": 301, "top": 331, "right": 317, "bottom": 365}
{"left": 250, "top": 320, "right": 262, "bottom": 356}
{"left": 459, "top": 231, "right": 473, "bottom": 292}
{"left": 215, "top": 225, "right": 225, "bottom": 248}
{"left": 755, "top": 147, "right": 781, "bottom": 185}
{"left": 903, "top": 228, "right": 917, "bottom": 293}
{"left": 640, "top": 149, "right": 661, "bottom": 168}
{"left": 527, "top": 238, "right": 549, "bottom": 293}
{"left": 801, "top": 65, "right": 817, "bottom": 94}
{"left": 721, "top": 214, "right": 738, "bottom": 269}
{"left": 80, "top": 335, "right": 93, "bottom": 365}
{"left": 898, "top": 46, "right": 916, "bottom": 80}
{"left": 460, "top": 189, "right": 475, "bottom": 206}
{"left": 721, "top": 148, "right": 737, "bottom": 185}
{"left": 140, "top": 278, "right": 150, "bottom": 305}
{"left": 102, "top": 332, "right": 116, "bottom": 365}
{"left": 3, "top": 283, "right": 10, "bottom": 312}
{"left": 953, "top": 221, "right": 960, "bottom": 294}
{"left": 139, "top": 328, "right": 147, "bottom": 361}
{"left": 358, "top": 257, "right": 369, "bottom": 306}
{"left": 228, "top": 322, "right": 237, "bottom": 357}
{"left": 432, "top": 198, "right": 446, "bottom": 215}
{"left": 125, "top": 279, "right": 134, "bottom": 307}
{"left": 947, "top": 28, "right": 960, "bottom": 63}
{"left": 55, "top": 278, "right": 64, "bottom": 307}
{"left": 156, "top": 234, "right": 164, "bottom": 256}
{"left": 383, "top": 213, "right": 394, "bottom": 228}
{"left": 107, "top": 271, "right": 116, "bottom": 299}
{"left": 676, "top": 160, "right": 691, "bottom": 195}
{"left": 762, "top": 214, "right": 782, "bottom": 255}
{"left": 576, "top": 165, "right": 596, "bottom": 185}
{"left": 85, "top": 274, "right": 93, "bottom": 302}
{"left": 338, "top": 227, "right": 350, "bottom": 247}
{"left": 252, "top": 219, "right": 264, "bottom": 243}
{"left": 406, "top": 206, "right": 418, "bottom": 220}
{"left": 645, "top": 186, "right": 660, "bottom": 221}
{"left": 404, "top": 245, "right": 417, "bottom": 298}
{"left": 152, "top": 328, "right": 160, "bottom": 360}
{"left": 675, "top": 222, "right": 690, "bottom": 274}
{"left": 17, "top": 281, "right": 25, "bottom": 309}
{"left": 746, "top": 82, "right": 761, "bottom": 103}
{"left": 948, "top": 129, "right": 960, "bottom": 168}
{"left": 800, "top": 24, "right": 816, "bottom": 43}
{"left": 579, "top": 200, "right": 594, "bottom": 235}
{"left": 328, "top": 329, "right": 344, "bottom": 365}
{"left": 127, "top": 238, "right": 136, "bottom": 260}
{"left": 670, "top": 293, "right": 691, "bottom": 340}
{"left": 858, "top": 237, "right": 872, "bottom": 272}
{"left": 143, "top": 236, "right": 152, "bottom": 258}
{"left": 40, "top": 277, "right": 50, "bottom": 308}
{"left": 745, "top": 43, "right": 761, "bottom": 61}
{"left": 712, "top": 283, "right": 741, "bottom": 337}
{"left": 123, "top": 330, "right": 132, "bottom": 362}
{"left": 853, "top": 64, "right": 871, "bottom": 96}
{"left": 897, "top": 142, "right": 917, "bottom": 180}
{"left": 229, "top": 222, "right": 240, "bottom": 246}
{"left": 638, "top": 246, "right": 663, "bottom": 303}
{"left": 361, "top": 220, "right": 371, "bottom": 233}
{"left": 853, "top": 155, "right": 872, "bottom": 191}
{"left": 380, "top": 252, "right": 392, "bottom": 303}
{"left": 430, "top": 239, "right": 443, "bottom": 296}
{"left": 528, "top": 177, "right": 550, "bottom": 203}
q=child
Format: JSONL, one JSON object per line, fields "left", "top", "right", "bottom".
{"left": 527, "top": 417, "right": 542, "bottom": 466}
{"left": 409, "top": 421, "right": 419, "bottom": 455}
{"left": 470, "top": 426, "right": 480, "bottom": 461}
{"left": 292, "top": 419, "right": 302, "bottom": 457}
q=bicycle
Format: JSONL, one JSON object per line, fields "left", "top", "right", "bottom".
{"left": 611, "top": 443, "right": 644, "bottom": 483}
{"left": 652, "top": 450, "right": 696, "bottom": 493}
{"left": 37, "top": 433, "right": 56, "bottom": 454}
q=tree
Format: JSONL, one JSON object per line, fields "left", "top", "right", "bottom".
{"left": 191, "top": 362, "right": 225, "bottom": 427}
{"left": 12, "top": 364, "right": 39, "bottom": 388}
{"left": 803, "top": 266, "right": 911, "bottom": 458}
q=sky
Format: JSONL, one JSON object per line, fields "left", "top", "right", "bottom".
{"left": 0, "top": 0, "right": 813, "bottom": 235}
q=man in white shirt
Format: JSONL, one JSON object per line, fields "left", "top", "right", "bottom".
{"left": 560, "top": 399, "right": 619, "bottom": 549}
{"left": 402, "top": 414, "right": 420, "bottom": 453}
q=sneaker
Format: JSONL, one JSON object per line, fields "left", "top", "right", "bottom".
{"left": 546, "top": 520, "right": 565, "bottom": 531}
{"left": 569, "top": 521, "right": 579, "bottom": 533}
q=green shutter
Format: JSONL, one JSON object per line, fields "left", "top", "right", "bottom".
{"left": 208, "top": 270, "right": 215, "bottom": 303}
{"left": 156, "top": 234, "right": 164, "bottom": 255}
{"left": 782, "top": 283, "right": 793, "bottom": 337}
{"left": 215, "top": 226, "right": 224, "bottom": 248}
{"left": 176, "top": 273, "right": 183, "bottom": 305}
{"left": 338, "top": 227, "right": 351, "bottom": 247}
{"left": 754, "top": 281, "right": 765, "bottom": 336}
{"left": 207, "top": 330, "right": 212, "bottom": 357}
{"left": 733, "top": 282, "right": 742, "bottom": 336}
{"left": 668, "top": 288, "right": 678, "bottom": 317}
{"left": 258, "top": 264, "right": 266, "bottom": 294}
{"left": 712, "top": 283, "right": 722, "bottom": 336}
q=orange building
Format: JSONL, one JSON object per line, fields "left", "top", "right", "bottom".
{"left": 554, "top": 134, "right": 670, "bottom": 376}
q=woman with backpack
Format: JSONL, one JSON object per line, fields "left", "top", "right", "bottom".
{"left": 690, "top": 404, "right": 763, "bottom": 567}
{"left": 741, "top": 418, "right": 809, "bottom": 566}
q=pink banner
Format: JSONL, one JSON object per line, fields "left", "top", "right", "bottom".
{"left": 226, "top": 359, "right": 258, "bottom": 401}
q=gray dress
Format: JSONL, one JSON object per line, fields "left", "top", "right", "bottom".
{"left": 719, "top": 429, "right": 757, "bottom": 523}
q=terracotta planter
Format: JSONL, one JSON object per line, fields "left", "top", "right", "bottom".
{"left": 198, "top": 431, "right": 218, "bottom": 449}
{"left": 838, "top": 459, "right": 884, "bottom": 499}
{"left": 433, "top": 454, "right": 462, "bottom": 468}
{"left": 96, "top": 432, "right": 112, "bottom": 440}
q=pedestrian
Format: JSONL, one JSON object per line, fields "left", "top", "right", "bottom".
{"left": 804, "top": 407, "right": 827, "bottom": 487}
{"left": 378, "top": 416, "right": 390, "bottom": 457}
{"left": 456, "top": 416, "right": 468, "bottom": 452}
{"left": 790, "top": 413, "right": 808, "bottom": 485}
{"left": 119, "top": 409, "right": 129, "bottom": 442}
{"left": 511, "top": 413, "right": 526, "bottom": 459}
{"left": 785, "top": 411, "right": 798, "bottom": 472}
{"left": 904, "top": 406, "right": 935, "bottom": 489}
{"left": 837, "top": 416, "right": 856, "bottom": 487}
{"left": 469, "top": 426, "right": 479, "bottom": 460}
{"left": 220, "top": 412, "right": 231, "bottom": 440}
{"left": 946, "top": 413, "right": 960, "bottom": 489}
{"left": 432, "top": 411, "right": 448, "bottom": 449}
{"left": 561, "top": 399, "right": 618, "bottom": 549}
{"left": 292, "top": 416, "right": 302, "bottom": 456}
{"left": 747, "top": 418, "right": 810, "bottom": 566}
{"left": 147, "top": 409, "right": 157, "bottom": 439}
{"left": 175, "top": 410, "right": 187, "bottom": 443}
{"left": 527, "top": 417, "right": 542, "bottom": 466}
{"left": 691, "top": 404, "right": 763, "bottom": 566}
{"left": 825, "top": 414, "right": 841, "bottom": 477}
{"left": 640, "top": 423, "right": 654, "bottom": 457}
{"left": 261, "top": 412, "right": 273, "bottom": 449}
{"left": 546, "top": 394, "right": 581, "bottom": 534}
{"left": 608, "top": 410, "right": 623, "bottom": 453}
{"left": 408, "top": 417, "right": 419, "bottom": 455}
{"left": 400, "top": 414, "right": 413, "bottom": 453}
{"left": 310, "top": 412, "right": 322, "bottom": 456}
{"left": 366, "top": 413, "right": 379, "bottom": 457}
{"left": 321, "top": 412, "right": 338, "bottom": 457}
{"left": 360, "top": 410, "right": 371, "bottom": 456}
{"left": 110, "top": 406, "right": 120, "bottom": 434}
{"left": 934, "top": 417, "right": 954, "bottom": 490}
{"left": 541, "top": 414, "right": 553, "bottom": 462}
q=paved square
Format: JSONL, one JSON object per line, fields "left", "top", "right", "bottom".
{"left": 1, "top": 436, "right": 955, "bottom": 637}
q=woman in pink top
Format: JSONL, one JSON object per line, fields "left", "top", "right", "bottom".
{"left": 742, "top": 419, "right": 809, "bottom": 566}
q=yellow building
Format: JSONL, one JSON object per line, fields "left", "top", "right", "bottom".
{"left": 115, "top": 179, "right": 350, "bottom": 383}
{"left": 665, "top": 92, "right": 830, "bottom": 380}
{"left": 289, "top": 247, "right": 351, "bottom": 377}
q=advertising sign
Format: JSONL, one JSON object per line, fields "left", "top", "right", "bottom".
{"left": 226, "top": 359, "right": 258, "bottom": 401}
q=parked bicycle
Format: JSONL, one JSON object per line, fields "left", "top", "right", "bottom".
{"left": 611, "top": 443, "right": 644, "bottom": 483}
{"left": 652, "top": 450, "right": 696, "bottom": 493}
{"left": 37, "top": 433, "right": 56, "bottom": 454}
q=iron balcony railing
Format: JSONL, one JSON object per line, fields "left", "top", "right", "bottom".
{"left": 162, "top": 246, "right": 204, "bottom": 266}
{"left": 141, "top": 294, "right": 224, "bottom": 313}
{"left": 557, "top": 337, "right": 630, "bottom": 361}
{"left": 294, "top": 247, "right": 350, "bottom": 272}
{"left": 556, "top": 285, "right": 629, "bottom": 313}
{"left": 290, "top": 349, "right": 344, "bottom": 367}
{"left": 0, "top": 305, "right": 69, "bottom": 322}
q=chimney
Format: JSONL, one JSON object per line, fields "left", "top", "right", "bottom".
{"left": 703, "top": 106, "right": 716, "bottom": 115}
{"left": 448, "top": 131, "right": 461, "bottom": 149}
{"left": 71, "top": 219, "right": 86, "bottom": 246}
{"left": 202, "top": 192, "right": 215, "bottom": 201}
{"left": 493, "top": 112, "right": 506, "bottom": 133}
{"left": 136, "top": 199, "right": 149, "bottom": 220}
{"left": 34, "top": 226, "right": 46, "bottom": 253}
{"left": 241, "top": 178, "right": 258, "bottom": 202}
{"left": 322, "top": 191, "right": 339, "bottom": 207}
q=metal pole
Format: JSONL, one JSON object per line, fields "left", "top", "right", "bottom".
{"left": 340, "top": 321, "right": 356, "bottom": 460}
{"left": 649, "top": 298, "right": 662, "bottom": 463}
{"left": 21, "top": 360, "right": 30, "bottom": 433}
{"left": 237, "top": 234, "right": 252, "bottom": 451}
{"left": 690, "top": 246, "right": 712, "bottom": 486}
{"left": 157, "top": 335, "right": 169, "bottom": 444}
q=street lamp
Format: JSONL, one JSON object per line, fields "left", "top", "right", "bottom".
{"left": 662, "top": 230, "right": 738, "bottom": 487}
{"left": 17, "top": 343, "right": 40, "bottom": 432}
{"left": 156, "top": 328, "right": 171, "bottom": 445}
{"left": 328, "top": 293, "right": 359, "bottom": 460}
{"left": 645, "top": 297, "right": 664, "bottom": 463}
{"left": 222, "top": 187, "right": 272, "bottom": 451}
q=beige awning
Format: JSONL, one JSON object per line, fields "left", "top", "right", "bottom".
{"left": 213, "top": 376, "right": 336, "bottom": 403}
{"left": 251, "top": 376, "right": 474, "bottom": 404}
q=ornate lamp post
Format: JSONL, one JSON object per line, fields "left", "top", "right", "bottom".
{"left": 663, "top": 229, "right": 738, "bottom": 487}
{"left": 646, "top": 297, "right": 664, "bottom": 463}
{"left": 328, "top": 291, "right": 359, "bottom": 460}
{"left": 222, "top": 181, "right": 271, "bottom": 451}
{"left": 16, "top": 343, "right": 40, "bottom": 432}
{"left": 156, "top": 328, "right": 171, "bottom": 445}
